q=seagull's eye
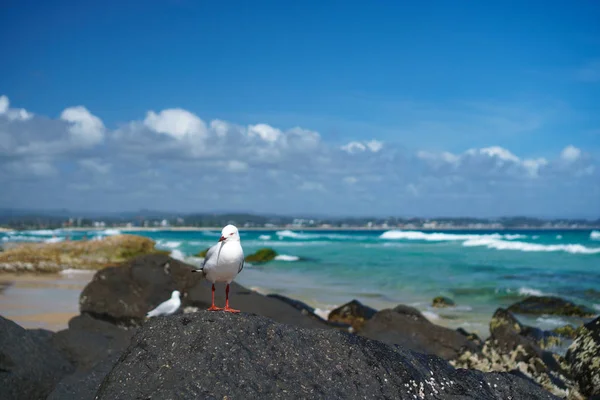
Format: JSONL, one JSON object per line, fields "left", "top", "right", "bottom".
{"left": 230, "top": 232, "right": 234, "bottom": 235}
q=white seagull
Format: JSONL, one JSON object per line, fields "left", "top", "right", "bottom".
{"left": 146, "top": 290, "right": 181, "bottom": 318}
{"left": 193, "top": 224, "right": 244, "bottom": 312}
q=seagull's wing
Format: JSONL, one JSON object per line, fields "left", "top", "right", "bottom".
{"left": 202, "top": 243, "right": 220, "bottom": 268}
{"left": 238, "top": 259, "right": 245, "bottom": 274}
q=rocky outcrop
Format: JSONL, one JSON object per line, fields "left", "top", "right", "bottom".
{"left": 452, "top": 308, "right": 578, "bottom": 398}
{"left": 507, "top": 296, "right": 596, "bottom": 317}
{"left": 47, "top": 356, "right": 119, "bottom": 400}
{"left": 327, "top": 299, "right": 377, "bottom": 331}
{"left": 95, "top": 312, "right": 559, "bottom": 400}
{"left": 0, "top": 315, "right": 74, "bottom": 400}
{"left": 359, "top": 306, "right": 480, "bottom": 360}
{"left": 265, "top": 294, "right": 350, "bottom": 329}
{"left": 0, "top": 234, "right": 168, "bottom": 273}
{"left": 79, "top": 254, "right": 201, "bottom": 326}
{"left": 433, "top": 296, "right": 455, "bottom": 308}
{"left": 244, "top": 247, "right": 277, "bottom": 263}
{"left": 566, "top": 316, "right": 600, "bottom": 398}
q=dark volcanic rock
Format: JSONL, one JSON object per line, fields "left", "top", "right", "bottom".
{"left": 95, "top": 312, "right": 559, "bottom": 400}
{"left": 566, "top": 316, "right": 600, "bottom": 397}
{"left": 0, "top": 315, "right": 74, "bottom": 400}
{"left": 452, "top": 308, "right": 577, "bottom": 398}
{"left": 79, "top": 254, "right": 202, "bottom": 326}
{"left": 433, "top": 296, "right": 456, "bottom": 308}
{"left": 186, "top": 281, "right": 334, "bottom": 330}
{"left": 327, "top": 299, "right": 377, "bottom": 331}
{"left": 52, "top": 313, "right": 135, "bottom": 370}
{"left": 47, "top": 355, "right": 119, "bottom": 400}
{"left": 359, "top": 308, "right": 480, "bottom": 360}
{"left": 507, "top": 296, "right": 596, "bottom": 317}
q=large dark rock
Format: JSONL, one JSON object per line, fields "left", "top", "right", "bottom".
{"left": 47, "top": 355, "right": 119, "bottom": 400}
{"left": 566, "top": 316, "right": 600, "bottom": 398}
{"left": 52, "top": 313, "right": 136, "bottom": 370}
{"left": 452, "top": 309, "right": 577, "bottom": 398}
{"left": 186, "top": 281, "right": 334, "bottom": 330}
{"left": 358, "top": 307, "right": 480, "bottom": 360}
{"left": 95, "top": 312, "right": 559, "bottom": 400}
{"left": 0, "top": 315, "right": 74, "bottom": 400}
{"left": 327, "top": 299, "right": 377, "bottom": 331}
{"left": 507, "top": 296, "right": 596, "bottom": 317}
{"left": 79, "top": 254, "right": 202, "bottom": 326}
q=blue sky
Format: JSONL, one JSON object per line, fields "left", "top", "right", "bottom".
{"left": 1, "top": 1, "right": 599, "bottom": 217}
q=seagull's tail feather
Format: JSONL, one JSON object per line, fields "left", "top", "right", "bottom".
{"left": 191, "top": 266, "right": 204, "bottom": 274}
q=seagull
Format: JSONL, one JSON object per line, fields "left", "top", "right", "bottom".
{"left": 146, "top": 290, "right": 181, "bottom": 318}
{"left": 192, "top": 224, "right": 244, "bottom": 313}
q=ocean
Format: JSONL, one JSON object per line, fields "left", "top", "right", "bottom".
{"left": 2, "top": 228, "right": 599, "bottom": 336}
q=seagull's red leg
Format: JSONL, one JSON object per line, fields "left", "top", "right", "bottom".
{"left": 223, "top": 284, "right": 240, "bottom": 313}
{"left": 207, "top": 283, "right": 222, "bottom": 311}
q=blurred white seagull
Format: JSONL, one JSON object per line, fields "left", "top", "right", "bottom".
{"left": 193, "top": 224, "right": 244, "bottom": 312}
{"left": 146, "top": 290, "right": 181, "bottom": 318}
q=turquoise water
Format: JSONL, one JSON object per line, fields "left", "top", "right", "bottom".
{"left": 2, "top": 228, "right": 599, "bottom": 336}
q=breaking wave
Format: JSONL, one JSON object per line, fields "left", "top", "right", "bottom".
{"left": 274, "top": 254, "right": 300, "bottom": 261}
{"left": 591, "top": 230, "right": 600, "bottom": 240}
{"left": 379, "top": 230, "right": 526, "bottom": 241}
{"left": 462, "top": 237, "right": 600, "bottom": 254}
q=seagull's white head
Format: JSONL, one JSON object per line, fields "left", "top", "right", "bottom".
{"left": 172, "top": 290, "right": 181, "bottom": 298}
{"left": 219, "top": 224, "right": 240, "bottom": 243}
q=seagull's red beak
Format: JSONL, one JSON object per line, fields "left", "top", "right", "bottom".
{"left": 219, "top": 236, "right": 226, "bottom": 242}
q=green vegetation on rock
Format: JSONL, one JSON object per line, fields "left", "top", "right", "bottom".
{"left": 245, "top": 248, "right": 277, "bottom": 263}
{"left": 432, "top": 296, "right": 455, "bottom": 308}
{"left": 0, "top": 234, "right": 168, "bottom": 273}
{"left": 507, "top": 296, "right": 596, "bottom": 317}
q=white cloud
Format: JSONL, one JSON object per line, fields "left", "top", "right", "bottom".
{"left": 560, "top": 145, "right": 581, "bottom": 162}
{"left": 227, "top": 160, "right": 248, "bottom": 172}
{"left": 144, "top": 108, "right": 207, "bottom": 140}
{"left": 466, "top": 146, "right": 520, "bottom": 163}
{"left": 60, "top": 106, "right": 105, "bottom": 147}
{"left": 298, "top": 181, "right": 325, "bottom": 191}
{"left": 341, "top": 140, "right": 383, "bottom": 154}
{"left": 247, "top": 124, "right": 282, "bottom": 142}
{"left": 365, "top": 140, "right": 383, "bottom": 152}
{"left": 343, "top": 176, "right": 358, "bottom": 185}
{"left": 79, "top": 159, "right": 111, "bottom": 174}
{"left": 0, "top": 95, "right": 33, "bottom": 121}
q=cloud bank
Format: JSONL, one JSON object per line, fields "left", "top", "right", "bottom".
{"left": 0, "top": 95, "right": 598, "bottom": 217}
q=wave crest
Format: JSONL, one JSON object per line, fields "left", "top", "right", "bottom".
{"left": 463, "top": 237, "right": 600, "bottom": 254}
{"left": 274, "top": 254, "right": 300, "bottom": 261}
{"left": 379, "top": 230, "right": 526, "bottom": 241}
{"left": 591, "top": 230, "right": 600, "bottom": 240}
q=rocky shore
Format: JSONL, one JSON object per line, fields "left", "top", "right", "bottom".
{"left": 1, "top": 253, "right": 599, "bottom": 399}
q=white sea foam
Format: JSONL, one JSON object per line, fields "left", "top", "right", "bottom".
{"left": 259, "top": 235, "right": 272, "bottom": 240}
{"left": 379, "top": 230, "right": 526, "bottom": 242}
{"left": 44, "top": 237, "right": 64, "bottom": 243}
{"left": 518, "top": 287, "right": 544, "bottom": 296}
{"left": 462, "top": 237, "right": 600, "bottom": 254}
{"left": 60, "top": 268, "right": 94, "bottom": 275}
{"left": 275, "top": 230, "right": 368, "bottom": 241}
{"left": 591, "top": 230, "right": 600, "bottom": 240}
{"left": 536, "top": 316, "right": 568, "bottom": 327}
{"left": 274, "top": 254, "right": 300, "bottom": 261}
{"left": 556, "top": 235, "right": 563, "bottom": 239}
{"left": 24, "top": 229, "right": 57, "bottom": 236}
{"left": 314, "top": 307, "right": 335, "bottom": 320}
{"left": 422, "top": 310, "right": 440, "bottom": 321}
{"left": 100, "top": 229, "right": 121, "bottom": 236}
{"left": 594, "top": 304, "right": 600, "bottom": 311}
{"left": 157, "top": 240, "right": 182, "bottom": 249}
{"left": 170, "top": 249, "right": 186, "bottom": 261}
